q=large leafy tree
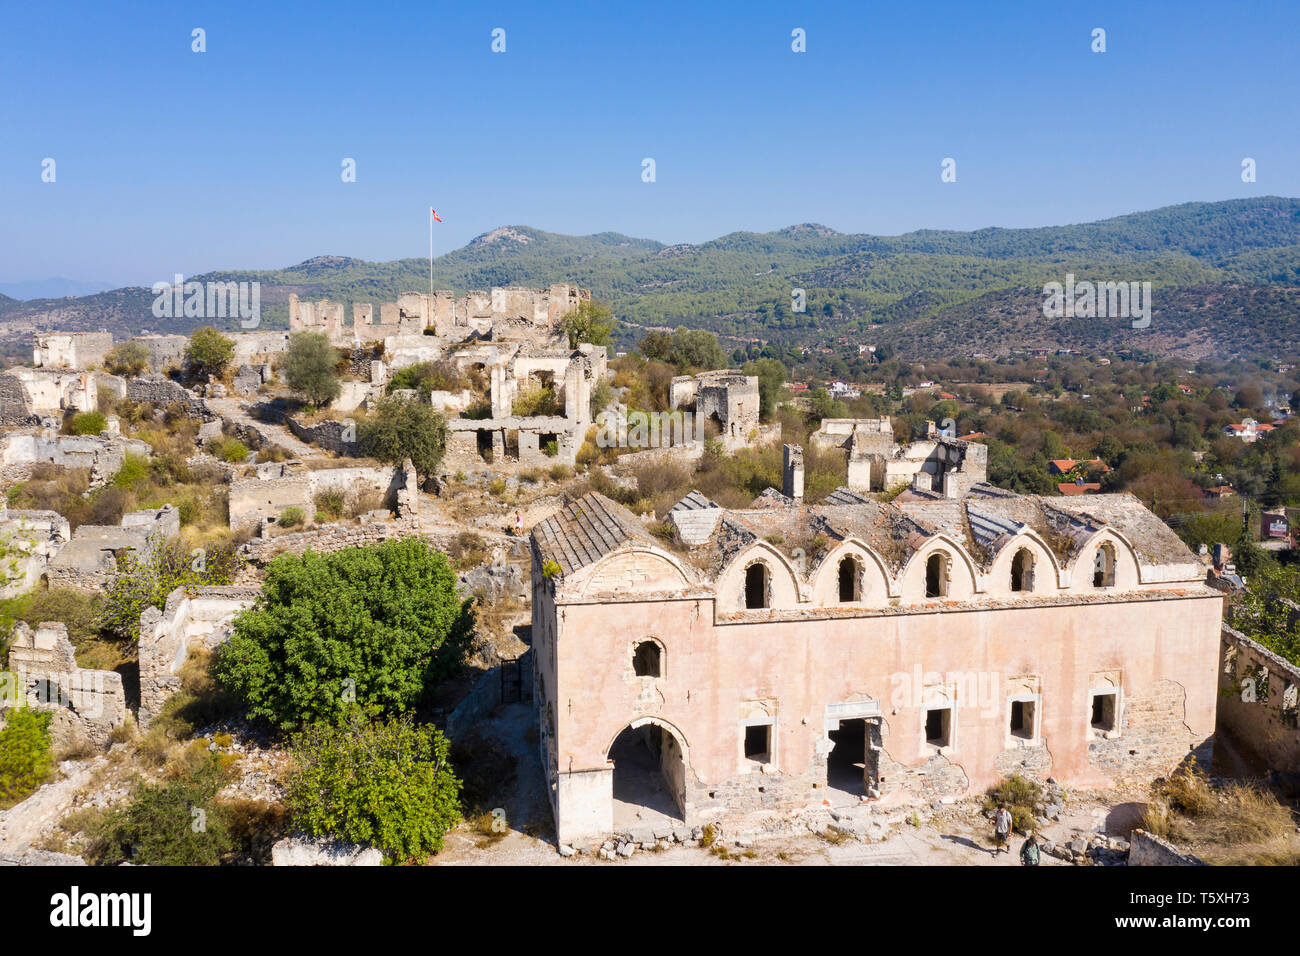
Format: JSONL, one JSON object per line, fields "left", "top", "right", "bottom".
{"left": 185, "top": 327, "right": 235, "bottom": 379}
{"left": 559, "top": 299, "right": 616, "bottom": 348}
{"left": 213, "top": 538, "right": 473, "bottom": 729}
{"left": 286, "top": 716, "right": 462, "bottom": 862}
{"left": 743, "top": 357, "right": 788, "bottom": 419}
{"left": 358, "top": 396, "right": 447, "bottom": 480}
{"left": 283, "top": 331, "right": 342, "bottom": 408}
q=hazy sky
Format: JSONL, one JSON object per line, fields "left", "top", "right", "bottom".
{"left": 2, "top": 0, "right": 1297, "bottom": 286}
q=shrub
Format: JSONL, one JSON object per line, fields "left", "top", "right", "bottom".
{"left": 111, "top": 453, "right": 150, "bottom": 490}
{"left": 357, "top": 396, "right": 448, "bottom": 480}
{"left": 279, "top": 506, "right": 304, "bottom": 528}
{"left": 313, "top": 488, "right": 345, "bottom": 521}
{"left": 213, "top": 538, "right": 474, "bottom": 729}
{"left": 104, "top": 341, "right": 151, "bottom": 377}
{"left": 0, "top": 706, "right": 53, "bottom": 808}
{"left": 95, "top": 754, "right": 234, "bottom": 865}
{"left": 287, "top": 717, "right": 461, "bottom": 863}
{"left": 68, "top": 411, "right": 107, "bottom": 436}
{"left": 211, "top": 437, "right": 249, "bottom": 463}
{"left": 185, "top": 327, "right": 235, "bottom": 379}
{"left": 99, "top": 538, "right": 243, "bottom": 642}
{"left": 284, "top": 331, "right": 342, "bottom": 408}
{"left": 984, "top": 774, "right": 1042, "bottom": 834}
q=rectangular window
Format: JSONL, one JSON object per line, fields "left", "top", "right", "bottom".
{"left": 1009, "top": 699, "right": 1036, "bottom": 741}
{"left": 1091, "top": 691, "right": 1118, "bottom": 732}
{"left": 924, "top": 707, "right": 951, "bottom": 747}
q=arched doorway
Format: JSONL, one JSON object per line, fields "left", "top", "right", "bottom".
{"left": 607, "top": 722, "right": 687, "bottom": 830}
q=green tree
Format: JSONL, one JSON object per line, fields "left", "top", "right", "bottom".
{"left": 357, "top": 396, "right": 447, "bottom": 480}
{"left": 185, "top": 327, "right": 235, "bottom": 379}
{"left": 213, "top": 538, "right": 474, "bottom": 729}
{"left": 560, "top": 300, "right": 617, "bottom": 348}
{"left": 283, "top": 331, "right": 341, "bottom": 408}
{"left": 0, "top": 707, "right": 53, "bottom": 809}
{"left": 639, "top": 331, "right": 673, "bottom": 361}
{"left": 286, "top": 716, "right": 462, "bottom": 863}
{"left": 68, "top": 411, "right": 107, "bottom": 436}
{"left": 744, "top": 357, "right": 788, "bottom": 419}
{"left": 99, "top": 538, "right": 243, "bottom": 642}
{"left": 104, "top": 341, "right": 151, "bottom": 376}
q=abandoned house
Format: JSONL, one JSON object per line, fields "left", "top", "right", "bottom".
{"left": 529, "top": 462, "right": 1222, "bottom": 844}
{"left": 812, "top": 417, "right": 987, "bottom": 496}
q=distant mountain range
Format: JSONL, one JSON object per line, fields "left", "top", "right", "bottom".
{"left": 0, "top": 277, "right": 115, "bottom": 300}
{"left": 3, "top": 197, "right": 1300, "bottom": 361}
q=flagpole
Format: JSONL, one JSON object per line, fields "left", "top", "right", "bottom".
{"left": 429, "top": 208, "right": 433, "bottom": 300}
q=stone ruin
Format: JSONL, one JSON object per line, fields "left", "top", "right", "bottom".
{"left": 227, "top": 458, "right": 418, "bottom": 532}
{"left": 3, "top": 622, "right": 126, "bottom": 748}
{"left": 811, "top": 417, "right": 987, "bottom": 497}
{"left": 0, "top": 505, "right": 71, "bottom": 600}
{"left": 45, "top": 504, "right": 180, "bottom": 590}
{"left": 287, "top": 284, "right": 588, "bottom": 347}
{"left": 669, "top": 370, "right": 775, "bottom": 451}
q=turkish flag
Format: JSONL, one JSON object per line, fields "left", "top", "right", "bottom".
{"left": 430, "top": 208, "right": 442, "bottom": 222}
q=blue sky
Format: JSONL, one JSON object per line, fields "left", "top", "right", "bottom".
{"left": 1, "top": 0, "right": 1297, "bottom": 287}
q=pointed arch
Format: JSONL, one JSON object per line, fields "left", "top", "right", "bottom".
{"left": 899, "top": 533, "right": 979, "bottom": 601}
{"left": 811, "top": 538, "right": 894, "bottom": 605}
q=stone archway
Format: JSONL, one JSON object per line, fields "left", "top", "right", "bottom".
{"left": 607, "top": 721, "right": 688, "bottom": 830}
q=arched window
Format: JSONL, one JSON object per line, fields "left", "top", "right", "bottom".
{"left": 925, "top": 552, "right": 948, "bottom": 598}
{"left": 837, "top": 555, "right": 863, "bottom": 602}
{"left": 632, "top": 640, "right": 662, "bottom": 678}
{"left": 1010, "top": 548, "right": 1034, "bottom": 593}
{"left": 1093, "top": 543, "right": 1116, "bottom": 588}
{"left": 744, "top": 562, "right": 770, "bottom": 609}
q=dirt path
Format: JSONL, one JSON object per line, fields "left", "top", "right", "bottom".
{"left": 206, "top": 397, "right": 318, "bottom": 459}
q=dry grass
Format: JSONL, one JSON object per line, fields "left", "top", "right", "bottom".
{"left": 1141, "top": 767, "right": 1297, "bottom": 854}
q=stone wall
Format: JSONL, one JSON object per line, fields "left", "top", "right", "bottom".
{"left": 125, "top": 375, "right": 215, "bottom": 421}
{"left": 284, "top": 416, "right": 358, "bottom": 455}
{"left": 444, "top": 653, "right": 534, "bottom": 741}
{"left": 1218, "top": 624, "right": 1300, "bottom": 772}
{"left": 228, "top": 461, "right": 408, "bottom": 530}
{"left": 137, "top": 585, "right": 260, "bottom": 724}
{"left": 46, "top": 505, "right": 180, "bottom": 591}
{"left": 4, "top": 622, "right": 126, "bottom": 748}
{"left": 131, "top": 335, "right": 188, "bottom": 373}
{"left": 33, "top": 333, "right": 113, "bottom": 370}
{"left": 1, "top": 432, "right": 152, "bottom": 487}
{"left": 0, "top": 508, "right": 71, "bottom": 599}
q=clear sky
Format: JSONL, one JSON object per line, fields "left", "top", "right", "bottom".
{"left": 1, "top": 0, "right": 1297, "bottom": 287}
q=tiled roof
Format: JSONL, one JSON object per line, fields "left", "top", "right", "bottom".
{"left": 531, "top": 492, "right": 657, "bottom": 576}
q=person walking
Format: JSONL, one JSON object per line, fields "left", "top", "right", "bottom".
{"left": 993, "top": 804, "right": 1013, "bottom": 854}
{"left": 1020, "top": 830, "right": 1041, "bottom": 867}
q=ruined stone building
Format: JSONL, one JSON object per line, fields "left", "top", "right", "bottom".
{"left": 529, "top": 463, "right": 1222, "bottom": 844}
{"left": 287, "top": 284, "right": 588, "bottom": 348}
{"left": 812, "top": 417, "right": 987, "bottom": 496}
{"left": 669, "top": 370, "right": 776, "bottom": 451}
{"left": 32, "top": 332, "right": 114, "bottom": 371}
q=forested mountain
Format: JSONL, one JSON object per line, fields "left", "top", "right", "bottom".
{"left": 4, "top": 197, "right": 1300, "bottom": 361}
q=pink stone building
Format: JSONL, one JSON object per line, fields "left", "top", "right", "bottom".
{"left": 529, "top": 483, "right": 1222, "bottom": 846}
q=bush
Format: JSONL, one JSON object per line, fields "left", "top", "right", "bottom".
{"left": 95, "top": 755, "right": 234, "bottom": 865}
{"left": 111, "top": 453, "right": 150, "bottom": 490}
{"left": 313, "top": 488, "right": 345, "bottom": 521}
{"left": 99, "top": 538, "right": 243, "bottom": 642}
{"left": 286, "top": 716, "right": 461, "bottom": 863}
{"left": 984, "top": 774, "right": 1042, "bottom": 834}
{"left": 105, "top": 341, "right": 151, "bottom": 377}
{"left": 284, "top": 331, "right": 342, "bottom": 408}
{"left": 209, "top": 437, "right": 249, "bottom": 463}
{"left": 357, "top": 396, "right": 447, "bottom": 480}
{"left": 213, "top": 538, "right": 474, "bottom": 729}
{"left": 185, "top": 327, "right": 235, "bottom": 379}
{"left": 0, "top": 707, "right": 53, "bottom": 808}
{"left": 279, "top": 506, "right": 304, "bottom": 528}
{"left": 68, "top": 411, "right": 107, "bottom": 436}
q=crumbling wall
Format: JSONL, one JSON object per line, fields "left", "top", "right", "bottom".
{"left": 137, "top": 585, "right": 260, "bottom": 724}
{"left": 45, "top": 505, "right": 179, "bottom": 591}
{"left": 1087, "top": 679, "right": 1197, "bottom": 779}
{"left": 32, "top": 333, "right": 113, "bottom": 370}
{"left": 125, "top": 376, "right": 215, "bottom": 421}
{"left": 1218, "top": 624, "right": 1300, "bottom": 772}
{"left": 0, "top": 508, "right": 71, "bottom": 599}
{"left": 131, "top": 334, "right": 188, "bottom": 372}
{"left": 1128, "top": 829, "right": 1206, "bottom": 865}
{"left": 4, "top": 622, "right": 126, "bottom": 748}
{"left": 1, "top": 433, "right": 152, "bottom": 487}
{"left": 0, "top": 369, "right": 97, "bottom": 419}
{"left": 228, "top": 461, "right": 407, "bottom": 530}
